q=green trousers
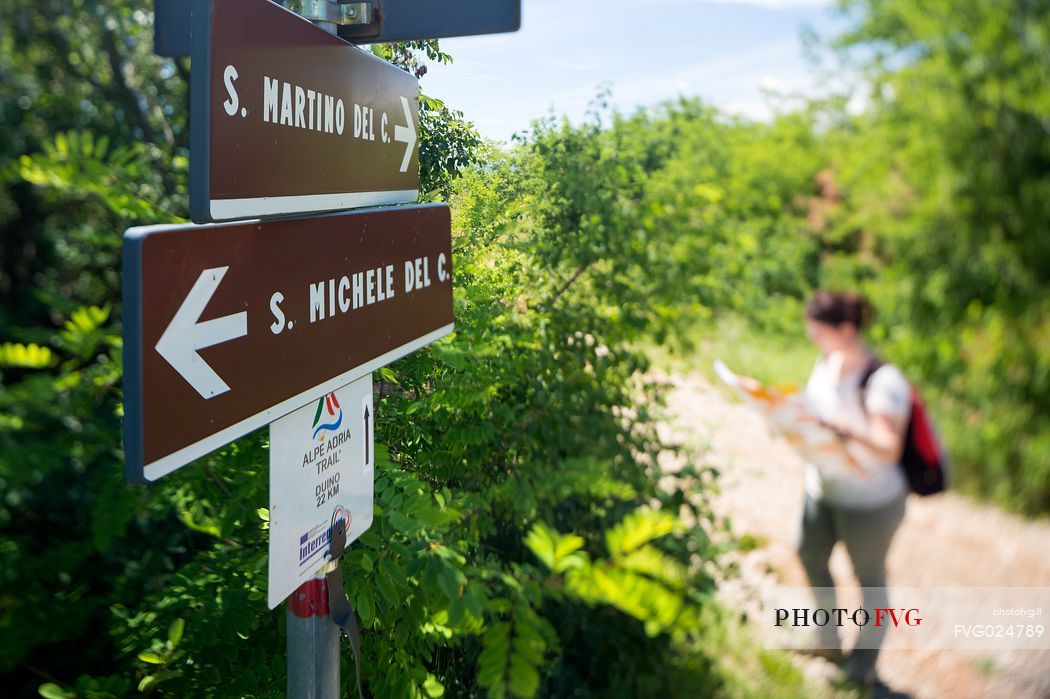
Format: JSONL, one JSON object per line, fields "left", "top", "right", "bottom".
{"left": 797, "top": 490, "right": 907, "bottom": 679}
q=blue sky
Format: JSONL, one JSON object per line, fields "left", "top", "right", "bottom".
{"left": 421, "top": 0, "right": 849, "bottom": 143}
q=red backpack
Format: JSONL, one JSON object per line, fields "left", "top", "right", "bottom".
{"left": 860, "top": 358, "right": 948, "bottom": 495}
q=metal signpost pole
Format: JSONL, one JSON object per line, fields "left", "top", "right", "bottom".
{"left": 287, "top": 577, "right": 340, "bottom": 698}
{"left": 274, "top": 10, "right": 356, "bottom": 696}
{"left": 280, "top": 5, "right": 388, "bottom": 690}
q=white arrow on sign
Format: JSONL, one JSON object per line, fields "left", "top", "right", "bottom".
{"left": 155, "top": 266, "right": 248, "bottom": 399}
{"left": 393, "top": 96, "right": 416, "bottom": 173}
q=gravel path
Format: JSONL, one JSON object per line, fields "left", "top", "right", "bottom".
{"left": 660, "top": 372, "right": 1050, "bottom": 699}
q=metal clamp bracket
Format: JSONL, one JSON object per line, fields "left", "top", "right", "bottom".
{"left": 153, "top": 0, "right": 377, "bottom": 56}
{"left": 282, "top": 1, "right": 374, "bottom": 26}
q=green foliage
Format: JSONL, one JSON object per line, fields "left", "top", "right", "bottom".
{"left": 374, "top": 39, "right": 482, "bottom": 197}
{"left": 477, "top": 601, "right": 547, "bottom": 699}
{"left": 0, "top": 342, "right": 56, "bottom": 369}
{"left": 18, "top": 131, "right": 176, "bottom": 221}
{"left": 815, "top": 0, "right": 1050, "bottom": 512}
{"left": 648, "top": 315, "right": 816, "bottom": 389}
{"left": 501, "top": 0, "right": 1050, "bottom": 514}
{"left": 133, "top": 618, "right": 187, "bottom": 693}
{"left": 524, "top": 511, "right": 701, "bottom": 640}
{"left": 418, "top": 94, "right": 482, "bottom": 199}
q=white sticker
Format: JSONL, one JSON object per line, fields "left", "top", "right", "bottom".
{"left": 267, "top": 374, "right": 374, "bottom": 609}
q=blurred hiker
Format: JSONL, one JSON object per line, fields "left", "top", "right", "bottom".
{"left": 797, "top": 290, "right": 910, "bottom": 688}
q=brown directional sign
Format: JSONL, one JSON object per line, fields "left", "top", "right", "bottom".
{"left": 122, "top": 204, "right": 453, "bottom": 482}
{"left": 189, "top": 0, "right": 420, "bottom": 223}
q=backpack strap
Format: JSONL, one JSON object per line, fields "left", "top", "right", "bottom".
{"left": 858, "top": 354, "right": 884, "bottom": 398}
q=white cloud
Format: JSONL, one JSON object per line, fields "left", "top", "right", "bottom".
{"left": 607, "top": 38, "right": 812, "bottom": 106}
{"left": 423, "top": 0, "right": 849, "bottom": 142}
{"left": 724, "top": 97, "right": 775, "bottom": 120}
{"left": 442, "top": 39, "right": 833, "bottom": 140}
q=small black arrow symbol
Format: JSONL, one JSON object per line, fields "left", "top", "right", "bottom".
{"left": 363, "top": 404, "right": 371, "bottom": 466}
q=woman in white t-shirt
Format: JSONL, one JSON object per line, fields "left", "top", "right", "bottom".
{"left": 797, "top": 290, "right": 910, "bottom": 689}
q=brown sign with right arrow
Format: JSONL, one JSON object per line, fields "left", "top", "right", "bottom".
{"left": 122, "top": 204, "right": 453, "bottom": 482}
{"left": 190, "top": 0, "right": 420, "bottom": 222}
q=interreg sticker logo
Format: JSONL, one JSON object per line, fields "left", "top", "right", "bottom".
{"left": 297, "top": 506, "right": 353, "bottom": 570}
{"left": 312, "top": 391, "right": 343, "bottom": 440}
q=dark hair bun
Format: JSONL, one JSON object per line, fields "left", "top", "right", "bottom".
{"left": 805, "top": 290, "right": 874, "bottom": 329}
